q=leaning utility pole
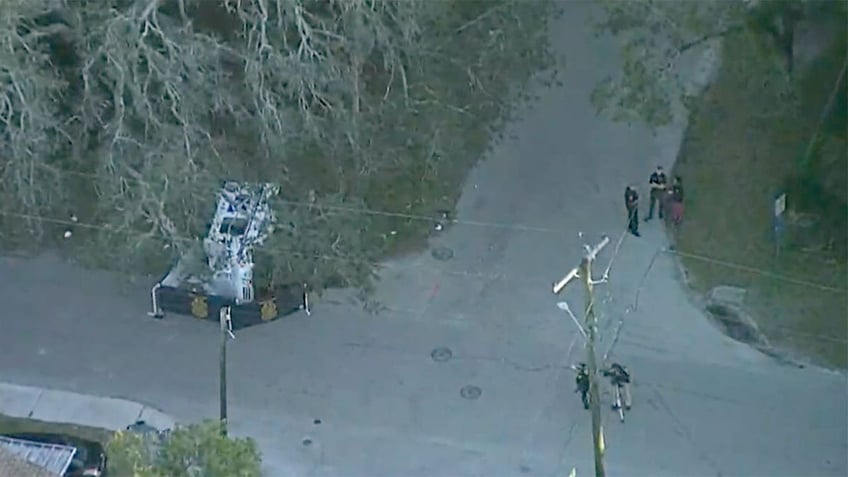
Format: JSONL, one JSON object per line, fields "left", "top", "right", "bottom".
{"left": 219, "top": 306, "right": 235, "bottom": 436}
{"left": 553, "top": 236, "right": 610, "bottom": 477}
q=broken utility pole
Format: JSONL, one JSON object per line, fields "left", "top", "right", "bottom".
{"left": 219, "top": 306, "right": 235, "bottom": 436}
{"left": 553, "top": 235, "right": 610, "bottom": 477}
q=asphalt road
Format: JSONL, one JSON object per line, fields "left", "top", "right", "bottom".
{"left": 1, "top": 3, "right": 846, "bottom": 476}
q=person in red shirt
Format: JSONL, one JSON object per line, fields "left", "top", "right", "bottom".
{"left": 669, "top": 176, "right": 684, "bottom": 226}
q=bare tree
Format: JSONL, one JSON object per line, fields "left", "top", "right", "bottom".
{"left": 0, "top": 0, "right": 72, "bottom": 243}
{"left": 228, "top": 0, "right": 423, "bottom": 162}
{"left": 0, "top": 0, "right": 559, "bottom": 294}
{"left": 223, "top": 0, "right": 561, "bottom": 292}
{"left": 66, "top": 0, "right": 231, "bottom": 270}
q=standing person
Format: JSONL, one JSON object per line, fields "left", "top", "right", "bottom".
{"left": 574, "top": 362, "right": 590, "bottom": 410}
{"left": 669, "top": 176, "right": 684, "bottom": 225}
{"left": 624, "top": 185, "right": 640, "bottom": 237}
{"left": 645, "top": 165, "right": 668, "bottom": 221}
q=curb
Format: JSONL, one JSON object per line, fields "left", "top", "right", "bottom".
{"left": 0, "top": 382, "right": 176, "bottom": 432}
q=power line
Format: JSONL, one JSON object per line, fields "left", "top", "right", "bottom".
{"left": 13, "top": 169, "right": 848, "bottom": 293}
{"left": 31, "top": 167, "right": 575, "bottom": 235}
{"left": 2, "top": 209, "right": 846, "bottom": 345}
{"left": 0, "top": 209, "right": 554, "bottom": 288}
{"left": 759, "top": 323, "right": 848, "bottom": 345}
{"left": 16, "top": 166, "right": 847, "bottom": 294}
{"left": 640, "top": 250, "right": 847, "bottom": 342}
{"left": 666, "top": 249, "right": 846, "bottom": 294}
{"left": 619, "top": 248, "right": 848, "bottom": 352}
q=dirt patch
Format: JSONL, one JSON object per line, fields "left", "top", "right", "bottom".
{"left": 705, "top": 303, "right": 765, "bottom": 347}
{"left": 671, "top": 31, "right": 848, "bottom": 369}
{"left": 0, "top": 413, "right": 114, "bottom": 445}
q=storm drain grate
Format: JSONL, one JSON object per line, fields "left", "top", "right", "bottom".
{"left": 460, "top": 385, "right": 482, "bottom": 400}
{"left": 431, "top": 246, "right": 455, "bottom": 261}
{"left": 431, "top": 347, "right": 453, "bottom": 362}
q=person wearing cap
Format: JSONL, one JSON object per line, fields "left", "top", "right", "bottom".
{"left": 645, "top": 165, "right": 668, "bottom": 221}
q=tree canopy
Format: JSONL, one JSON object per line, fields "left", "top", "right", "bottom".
{"left": 0, "top": 0, "right": 559, "bottom": 294}
{"left": 106, "top": 420, "right": 261, "bottom": 477}
{"left": 591, "top": 0, "right": 843, "bottom": 128}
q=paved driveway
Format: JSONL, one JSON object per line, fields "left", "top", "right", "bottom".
{"left": 1, "top": 2, "right": 845, "bottom": 476}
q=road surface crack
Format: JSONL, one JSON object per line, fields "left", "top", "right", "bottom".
{"left": 650, "top": 387, "right": 725, "bottom": 477}
{"left": 550, "top": 420, "right": 578, "bottom": 477}
{"left": 342, "top": 341, "right": 569, "bottom": 373}
{"left": 456, "top": 353, "right": 570, "bottom": 373}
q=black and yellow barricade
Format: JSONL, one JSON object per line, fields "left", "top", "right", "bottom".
{"left": 155, "top": 286, "right": 201, "bottom": 317}
{"left": 260, "top": 299, "right": 278, "bottom": 321}
{"left": 154, "top": 284, "right": 307, "bottom": 330}
{"left": 190, "top": 294, "right": 209, "bottom": 318}
{"left": 272, "top": 283, "right": 310, "bottom": 315}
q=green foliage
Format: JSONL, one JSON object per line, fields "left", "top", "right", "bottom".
{"left": 787, "top": 23, "right": 848, "bottom": 255}
{"left": 0, "top": 413, "right": 114, "bottom": 446}
{"left": 254, "top": 193, "right": 381, "bottom": 294}
{"left": 106, "top": 421, "right": 261, "bottom": 477}
{"left": 592, "top": 0, "right": 748, "bottom": 127}
{"left": 673, "top": 5, "right": 848, "bottom": 367}
{"left": 795, "top": 21, "right": 848, "bottom": 138}
{"left": 592, "top": 0, "right": 844, "bottom": 128}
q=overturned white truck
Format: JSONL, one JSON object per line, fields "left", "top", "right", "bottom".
{"left": 149, "top": 182, "right": 309, "bottom": 329}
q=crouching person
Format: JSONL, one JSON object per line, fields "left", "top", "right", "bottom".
{"left": 602, "top": 362, "right": 632, "bottom": 410}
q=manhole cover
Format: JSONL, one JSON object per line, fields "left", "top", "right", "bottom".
{"left": 460, "top": 385, "right": 482, "bottom": 400}
{"left": 431, "top": 347, "right": 453, "bottom": 362}
{"left": 431, "top": 246, "right": 455, "bottom": 261}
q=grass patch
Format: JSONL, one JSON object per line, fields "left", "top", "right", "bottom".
{"left": 672, "top": 31, "right": 848, "bottom": 369}
{"left": 0, "top": 413, "right": 114, "bottom": 444}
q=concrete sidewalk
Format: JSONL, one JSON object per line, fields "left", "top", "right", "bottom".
{"left": 0, "top": 382, "right": 175, "bottom": 433}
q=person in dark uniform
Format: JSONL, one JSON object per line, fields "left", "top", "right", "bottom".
{"left": 574, "top": 362, "right": 590, "bottom": 410}
{"left": 624, "top": 185, "right": 640, "bottom": 236}
{"left": 645, "top": 165, "right": 667, "bottom": 221}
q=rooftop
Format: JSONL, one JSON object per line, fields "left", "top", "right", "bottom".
{"left": 0, "top": 435, "right": 75, "bottom": 476}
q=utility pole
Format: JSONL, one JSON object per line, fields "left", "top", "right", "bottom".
{"left": 553, "top": 236, "right": 610, "bottom": 477}
{"left": 580, "top": 252, "right": 605, "bottom": 477}
{"left": 219, "top": 306, "right": 235, "bottom": 436}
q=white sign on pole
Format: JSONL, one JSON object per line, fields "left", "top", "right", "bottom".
{"left": 774, "top": 193, "right": 787, "bottom": 217}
